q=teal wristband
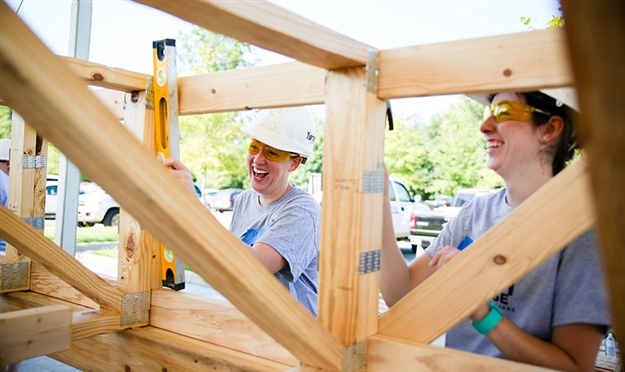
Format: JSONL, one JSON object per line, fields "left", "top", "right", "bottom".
{"left": 472, "top": 301, "right": 503, "bottom": 335}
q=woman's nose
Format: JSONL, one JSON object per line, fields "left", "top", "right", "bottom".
{"left": 480, "top": 116, "right": 497, "bottom": 134}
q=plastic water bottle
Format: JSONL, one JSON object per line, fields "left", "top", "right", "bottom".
{"left": 606, "top": 333, "right": 616, "bottom": 357}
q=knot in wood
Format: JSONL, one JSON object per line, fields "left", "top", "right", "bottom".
{"left": 503, "top": 69, "right": 513, "bottom": 77}
{"left": 93, "top": 73, "right": 104, "bottom": 81}
{"left": 131, "top": 91, "right": 139, "bottom": 103}
{"left": 211, "top": 88, "right": 216, "bottom": 94}
{"left": 125, "top": 233, "right": 136, "bottom": 259}
{"left": 493, "top": 255, "right": 507, "bottom": 265}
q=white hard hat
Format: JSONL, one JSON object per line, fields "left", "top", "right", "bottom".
{"left": 241, "top": 107, "right": 316, "bottom": 158}
{"left": 468, "top": 87, "right": 580, "bottom": 112}
{"left": 0, "top": 138, "right": 10, "bottom": 161}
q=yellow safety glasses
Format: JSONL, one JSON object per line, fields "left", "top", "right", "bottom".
{"left": 247, "top": 139, "right": 299, "bottom": 162}
{"left": 483, "top": 100, "right": 551, "bottom": 123}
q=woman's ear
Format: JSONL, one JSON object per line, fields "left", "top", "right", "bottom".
{"left": 541, "top": 116, "right": 564, "bottom": 142}
{"left": 289, "top": 157, "right": 303, "bottom": 172}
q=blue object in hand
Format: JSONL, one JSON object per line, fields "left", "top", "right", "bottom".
{"left": 458, "top": 236, "right": 473, "bottom": 251}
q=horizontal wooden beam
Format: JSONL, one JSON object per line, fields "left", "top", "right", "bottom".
{"left": 150, "top": 288, "right": 298, "bottom": 366}
{"left": 378, "top": 27, "right": 573, "bottom": 100}
{"left": 367, "top": 334, "right": 555, "bottom": 371}
{"left": 0, "top": 289, "right": 94, "bottom": 313}
{"left": 179, "top": 62, "right": 326, "bottom": 115}
{"left": 379, "top": 158, "right": 595, "bottom": 343}
{"left": 0, "top": 305, "right": 72, "bottom": 365}
{"left": 62, "top": 57, "right": 148, "bottom": 92}
{"left": 0, "top": 207, "right": 124, "bottom": 312}
{"left": 71, "top": 308, "right": 124, "bottom": 341}
{"left": 134, "top": 0, "right": 371, "bottom": 70}
{"left": 52, "top": 326, "right": 295, "bottom": 372}
{"left": 0, "top": 5, "right": 342, "bottom": 369}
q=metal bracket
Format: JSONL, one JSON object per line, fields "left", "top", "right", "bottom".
{"left": 23, "top": 217, "right": 45, "bottom": 231}
{"left": 362, "top": 170, "right": 384, "bottom": 193}
{"left": 1, "top": 262, "right": 30, "bottom": 290}
{"left": 121, "top": 291, "right": 150, "bottom": 327}
{"left": 358, "top": 250, "right": 380, "bottom": 275}
{"left": 21, "top": 155, "right": 47, "bottom": 169}
{"left": 365, "top": 47, "right": 379, "bottom": 94}
{"left": 342, "top": 340, "right": 366, "bottom": 372}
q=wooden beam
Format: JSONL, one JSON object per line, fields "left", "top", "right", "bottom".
{"left": 91, "top": 88, "right": 126, "bottom": 121}
{"left": 379, "top": 158, "right": 595, "bottom": 343}
{"left": 0, "top": 305, "right": 72, "bottom": 365}
{"left": 377, "top": 28, "right": 573, "bottom": 100}
{"left": 150, "top": 288, "right": 298, "bottom": 366}
{"left": 0, "top": 5, "right": 342, "bottom": 369}
{"left": 52, "top": 326, "right": 295, "bottom": 372}
{"left": 319, "top": 66, "right": 386, "bottom": 346}
{"left": 0, "top": 208, "right": 124, "bottom": 312}
{"left": 367, "top": 334, "right": 555, "bottom": 371}
{"left": 1, "top": 290, "right": 93, "bottom": 313}
{"left": 30, "top": 262, "right": 99, "bottom": 309}
{"left": 62, "top": 56, "right": 148, "bottom": 92}
{"left": 561, "top": 0, "right": 625, "bottom": 339}
{"left": 71, "top": 308, "right": 124, "bottom": 341}
{"left": 117, "top": 90, "right": 161, "bottom": 294}
{"left": 134, "top": 0, "right": 371, "bottom": 70}
{"left": 179, "top": 62, "right": 326, "bottom": 115}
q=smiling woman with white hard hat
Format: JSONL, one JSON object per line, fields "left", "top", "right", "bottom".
{"left": 229, "top": 107, "right": 320, "bottom": 316}
{"left": 164, "top": 107, "right": 321, "bottom": 316}
{"left": 379, "top": 89, "right": 611, "bottom": 370}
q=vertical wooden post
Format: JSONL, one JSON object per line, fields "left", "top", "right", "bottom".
{"left": 117, "top": 88, "right": 162, "bottom": 294}
{"left": 561, "top": 0, "right": 625, "bottom": 338}
{"left": 1, "top": 113, "right": 47, "bottom": 292}
{"left": 319, "top": 61, "right": 387, "bottom": 350}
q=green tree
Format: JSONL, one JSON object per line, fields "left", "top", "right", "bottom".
{"left": 426, "top": 96, "right": 503, "bottom": 196}
{"left": 176, "top": 26, "right": 259, "bottom": 189}
{"left": 384, "top": 114, "right": 433, "bottom": 200}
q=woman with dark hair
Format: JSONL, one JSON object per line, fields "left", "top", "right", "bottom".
{"left": 380, "top": 90, "right": 611, "bottom": 371}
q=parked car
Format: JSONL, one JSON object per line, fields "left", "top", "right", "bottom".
{"left": 204, "top": 188, "right": 219, "bottom": 209}
{"left": 409, "top": 202, "right": 449, "bottom": 253}
{"left": 388, "top": 177, "right": 415, "bottom": 240}
{"left": 211, "top": 188, "right": 244, "bottom": 213}
{"left": 45, "top": 179, "right": 86, "bottom": 219}
{"left": 78, "top": 184, "right": 120, "bottom": 226}
{"left": 424, "top": 195, "right": 452, "bottom": 209}
{"left": 435, "top": 188, "right": 499, "bottom": 218}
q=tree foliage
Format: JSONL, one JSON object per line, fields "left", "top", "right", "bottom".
{"left": 0, "top": 106, "right": 11, "bottom": 139}
{"left": 176, "top": 26, "right": 258, "bottom": 189}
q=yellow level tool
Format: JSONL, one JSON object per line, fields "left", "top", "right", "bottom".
{"left": 153, "top": 38, "right": 185, "bottom": 291}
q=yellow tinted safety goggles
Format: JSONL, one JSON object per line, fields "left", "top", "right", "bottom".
{"left": 247, "top": 139, "right": 299, "bottom": 162}
{"left": 483, "top": 100, "right": 551, "bottom": 123}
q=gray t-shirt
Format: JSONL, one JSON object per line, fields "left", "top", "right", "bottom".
{"left": 230, "top": 185, "right": 320, "bottom": 316}
{"left": 425, "top": 188, "right": 611, "bottom": 358}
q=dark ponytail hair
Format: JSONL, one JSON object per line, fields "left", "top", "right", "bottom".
{"left": 522, "top": 92, "right": 578, "bottom": 175}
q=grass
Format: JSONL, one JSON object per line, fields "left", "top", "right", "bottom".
{"left": 44, "top": 220, "right": 119, "bottom": 243}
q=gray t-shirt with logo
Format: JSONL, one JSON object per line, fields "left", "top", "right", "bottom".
{"left": 230, "top": 185, "right": 320, "bottom": 316}
{"left": 425, "top": 188, "right": 611, "bottom": 358}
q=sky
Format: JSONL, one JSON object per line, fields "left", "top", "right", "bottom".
{"left": 5, "top": 0, "right": 562, "bottom": 123}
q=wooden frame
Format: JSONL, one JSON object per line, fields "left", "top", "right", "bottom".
{"left": 1, "top": 0, "right": 622, "bottom": 370}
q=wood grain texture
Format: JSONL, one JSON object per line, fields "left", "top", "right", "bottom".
{"left": 561, "top": 0, "right": 625, "bottom": 339}
{"left": 135, "top": 0, "right": 370, "bottom": 69}
{"left": 0, "top": 305, "right": 72, "bottom": 365}
{"left": 150, "top": 288, "right": 298, "bottom": 366}
{"left": 117, "top": 90, "right": 161, "bottom": 294}
{"left": 378, "top": 28, "right": 573, "bottom": 100}
{"left": 0, "top": 208, "right": 124, "bottom": 311}
{"left": 367, "top": 334, "right": 555, "bottom": 372}
{"left": 179, "top": 62, "right": 326, "bottom": 115}
{"left": 91, "top": 88, "right": 126, "bottom": 121}
{"left": 0, "top": 5, "right": 342, "bottom": 369}
{"left": 51, "top": 326, "right": 294, "bottom": 372}
{"left": 319, "top": 67, "right": 386, "bottom": 346}
{"left": 62, "top": 56, "right": 148, "bottom": 91}
{"left": 379, "top": 158, "right": 595, "bottom": 343}
{"left": 71, "top": 308, "right": 125, "bottom": 341}
{"left": 1, "top": 290, "right": 93, "bottom": 313}
{"left": 29, "top": 262, "right": 99, "bottom": 309}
